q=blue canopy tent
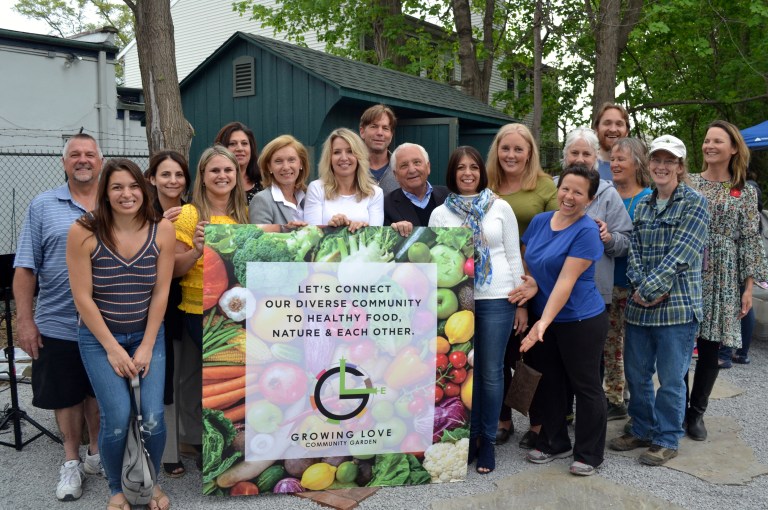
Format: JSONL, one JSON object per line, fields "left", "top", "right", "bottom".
{"left": 741, "top": 121, "right": 768, "bottom": 150}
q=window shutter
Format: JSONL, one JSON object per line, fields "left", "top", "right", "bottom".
{"left": 233, "top": 56, "right": 255, "bottom": 97}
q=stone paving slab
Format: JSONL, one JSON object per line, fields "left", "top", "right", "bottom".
{"left": 430, "top": 466, "right": 685, "bottom": 510}
{"left": 606, "top": 416, "right": 768, "bottom": 485}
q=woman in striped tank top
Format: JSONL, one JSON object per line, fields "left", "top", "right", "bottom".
{"left": 67, "top": 159, "right": 176, "bottom": 510}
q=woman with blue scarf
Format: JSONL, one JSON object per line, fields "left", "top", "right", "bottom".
{"left": 429, "top": 146, "right": 527, "bottom": 474}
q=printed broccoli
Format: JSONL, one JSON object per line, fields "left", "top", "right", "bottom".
{"left": 233, "top": 226, "right": 323, "bottom": 285}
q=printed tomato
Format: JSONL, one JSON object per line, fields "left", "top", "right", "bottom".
{"left": 230, "top": 481, "right": 259, "bottom": 496}
{"left": 434, "top": 386, "right": 444, "bottom": 404}
{"left": 449, "top": 351, "right": 467, "bottom": 369}
{"left": 203, "top": 246, "right": 229, "bottom": 310}
{"left": 444, "top": 382, "right": 461, "bottom": 397}
{"left": 449, "top": 367, "right": 467, "bottom": 384}
{"left": 435, "top": 354, "right": 449, "bottom": 371}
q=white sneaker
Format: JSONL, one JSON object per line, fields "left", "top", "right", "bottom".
{"left": 84, "top": 450, "right": 106, "bottom": 477}
{"left": 56, "top": 460, "right": 84, "bottom": 501}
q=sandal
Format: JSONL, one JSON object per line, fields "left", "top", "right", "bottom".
{"left": 149, "top": 487, "right": 171, "bottom": 510}
{"left": 107, "top": 494, "right": 131, "bottom": 510}
{"left": 163, "top": 461, "right": 186, "bottom": 478}
{"left": 476, "top": 437, "right": 495, "bottom": 474}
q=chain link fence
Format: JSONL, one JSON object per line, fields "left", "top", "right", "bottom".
{"left": 0, "top": 151, "right": 150, "bottom": 256}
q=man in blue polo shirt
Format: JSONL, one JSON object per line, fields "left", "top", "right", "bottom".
{"left": 14, "top": 133, "right": 104, "bottom": 501}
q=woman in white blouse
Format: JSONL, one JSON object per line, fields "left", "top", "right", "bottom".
{"left": 304, "top": 128, "right": 384, "bottom": 229}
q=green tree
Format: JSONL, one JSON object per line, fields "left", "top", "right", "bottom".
{"left": 618, "top": 0, "right": 768, "bottom": 168}
{"left": 234, "top": 0, "right": 512, "bottom": 102}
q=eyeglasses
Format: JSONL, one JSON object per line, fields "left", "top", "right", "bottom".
{"left": 650, "top": 158, "right": 679, "bottom": 167}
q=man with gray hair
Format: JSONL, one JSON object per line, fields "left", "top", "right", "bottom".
{"left": 14, "top": 133, "right": 105, "bottom": 501}
{"left": 385, "top": 142, "right": 448, "bottom": 236}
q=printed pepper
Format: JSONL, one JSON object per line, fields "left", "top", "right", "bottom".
{"left": 384, "top": 347, "right": 432, "bottom": 390}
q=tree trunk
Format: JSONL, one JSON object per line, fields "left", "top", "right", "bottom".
{"left": 452, "top": 0, "right": 497, "bottom": 103}
{"left": 124, "top": 0, "right": 193, "bottom": 159}
{"left": 532, "top": 0, "right": 543, "bottom": 141}
{"left": 590, "top": 0, "right": 644, "bottom": 119}
{"left": 371, "top": 0, "right": 407, "bottom": 69}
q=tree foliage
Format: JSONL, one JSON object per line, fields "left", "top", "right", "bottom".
{"left": 14, "top": 0, "right": 134, "bottom": 48}
{"left": 233, "top": 0, "right": 511, "bottom": 102}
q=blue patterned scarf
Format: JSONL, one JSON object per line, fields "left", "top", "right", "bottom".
{"left": 444, "top": 188, "right": 495, "bottom": 289}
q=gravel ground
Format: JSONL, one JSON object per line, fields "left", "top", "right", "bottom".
{"left": 1, "top": 340, "right": 766, "bottom": 510}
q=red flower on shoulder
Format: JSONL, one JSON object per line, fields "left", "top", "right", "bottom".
{"left": 730, "top": 188, "right": 741, "bottom": 198}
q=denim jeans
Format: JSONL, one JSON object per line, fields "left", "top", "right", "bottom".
{"left": 470, "top": 298, "right": 516, "bottom": 443}
{"left": 624, "top": 321, "right": 697, "bottom": 450}
{"left": 79, "top": 324, "right": 167, "bottom": 495}
{"left": 719, "top": 307, "right": 755, "bottom": 361}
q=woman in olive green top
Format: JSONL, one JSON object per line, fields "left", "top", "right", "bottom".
{"left": 487, "top": 123, "right": 557, "bottom": 445}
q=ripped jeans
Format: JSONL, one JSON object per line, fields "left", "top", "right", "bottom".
{"left": 79, "top": 324, "right": 166, "bottom": 495}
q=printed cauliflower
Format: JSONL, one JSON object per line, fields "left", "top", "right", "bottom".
{"left": 422, "top": 438, "right": 469, "bottom": 483}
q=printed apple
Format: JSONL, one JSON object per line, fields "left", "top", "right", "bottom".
{"left": 435, "top": 288, "right": 459, "bottom": 319}
{"left": 380, "top": 417, "right": 408, "bottom": 447}
{"left": 258, "top": 362, "right": 308, "bottom": 405}
{"left": 247, "top": 400, "right": 283, "bottom": 433}
{"left": 391, "top": 264, "right": 431, "bottom": 300}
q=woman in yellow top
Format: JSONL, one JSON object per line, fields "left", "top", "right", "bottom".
{"left": 486, "top": 123, "right": 557, "bottom": 446}
{"left": 174, "top": 145, "right": 249, "bottom": 336}
{"left": 172, "top": 145, "right": 248, "bottom": 456}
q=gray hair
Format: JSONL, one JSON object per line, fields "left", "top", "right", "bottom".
{"left": 562, "top": 127, "right": 599, "bottom": 171}
{"left": 62, "top": 133, "right": 103, "bottom": 159}
{"left": 612, "top": 137, "right": 650, "bottom": 187}
{"left": 391, "top": 143, "right": 429, "bottom": 170}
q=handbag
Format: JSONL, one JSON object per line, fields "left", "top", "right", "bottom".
{"left": 504, "top": 357, "right": 542, "bottom": 417}
{"left": 122, "top": 375, "right": 156, "bottom": 506}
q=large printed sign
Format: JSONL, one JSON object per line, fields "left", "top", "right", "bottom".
{"left": 201, "top": 225, "right": 474, "bottom": 496}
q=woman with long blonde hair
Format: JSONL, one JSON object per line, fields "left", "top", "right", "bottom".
{"left": 303, "top": 128, "right": 383, "bottom": 229}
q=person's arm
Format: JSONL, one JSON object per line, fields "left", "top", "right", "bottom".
{"left": 249, "top": 191, "right": 275, "bottom": 224}
{"left": 303, "top": 181, "right": 324, "bottom": 225}
{"left": 66, "top": 224, "right": 138, "bottom": 379}
{"left": 520, "top": 256, "right": 593, "bottom": 352}
{"left": 600, "top": 187, "right": 633, "bottom": 257}
{"left": 368, "top": 187, "right": 385, "bottom": 226}
{"left": 173, "top": 221, "right": 205, "bottom": 278}
{"left": 737, "top": 185, "right": 767, "bottom": 318}
{"left": 131, "top": 220, "right": 175, "bottom": 377}
{"left": 12, "top": 268, "right": 42, "bottom": 359}
{"left": 636, "top": 194, "right": 710, "bottom": 302}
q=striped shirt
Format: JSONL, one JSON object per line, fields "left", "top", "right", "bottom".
{"left": 14, "top": 184, "right": 89, "bottom": 341}
{"left": 91, "top": 222, "right": 159, "bottom": 333}
{"left": 625, "top": 183, "right": 710, "bottom": 327}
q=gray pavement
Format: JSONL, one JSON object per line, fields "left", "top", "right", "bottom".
{"left": 2, "top": 339, "right": 767, "bottom": 510}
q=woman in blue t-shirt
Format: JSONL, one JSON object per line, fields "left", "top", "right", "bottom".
{"left": 518, "top": 164, "right": 609, "bottom": 477}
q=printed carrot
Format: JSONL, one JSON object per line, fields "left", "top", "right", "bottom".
{"left": 202, "top": 366, "right": 245, "bottom": 381}
{"left": 223, "top": 404, "right": 246, "bottom": 422}
{"left": 203, "top": 387, "right": 246, "bottom": 410}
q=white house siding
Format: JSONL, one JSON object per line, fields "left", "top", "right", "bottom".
{"left": 120, "top": 0, "right": 327, "bottom": 88}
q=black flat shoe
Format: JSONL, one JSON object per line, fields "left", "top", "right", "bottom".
{"left": 495, "top": 425, "right": 512, "bottom": 445}
{"left": 518, "top": 430, "right": 538, "bottom": 450}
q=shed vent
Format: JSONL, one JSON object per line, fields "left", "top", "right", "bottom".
{"left": 233, "top": 56, "right": 255, "bottom": 97}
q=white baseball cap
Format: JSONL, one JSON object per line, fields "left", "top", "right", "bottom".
{"left": 649, "top": 135, "right": 686, "bottom": 159}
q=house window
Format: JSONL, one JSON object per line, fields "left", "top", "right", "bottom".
{"left": 233, "top": 56, "right": 255, "bottom": 97}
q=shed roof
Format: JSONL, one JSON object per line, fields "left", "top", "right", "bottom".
{"left": 181, "top": 31, "right": 512, "bottom": 125}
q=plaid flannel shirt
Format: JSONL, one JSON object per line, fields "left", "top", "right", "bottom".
{"left": 625, "top": 183, "right": 710, "bottom": 326}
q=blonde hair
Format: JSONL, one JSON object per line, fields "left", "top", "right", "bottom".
{"left": 191, "top": 145, "right": 249, "bottom": 223}
{"left": 258, "top": 135, "right": 310, "bottom": 192}
{"left": 318, "top": 128, "right": 375, "bottom": 201}
{"left": 487, "top": 123, "right": 549, "bottom": 192}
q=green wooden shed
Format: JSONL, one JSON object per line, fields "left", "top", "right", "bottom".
{"left": 180, "top": 32, "right": 514, "bottom": 185}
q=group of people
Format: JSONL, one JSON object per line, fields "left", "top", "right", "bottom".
{"left": 13, "top": 102, "right": 766, "bottom": 508}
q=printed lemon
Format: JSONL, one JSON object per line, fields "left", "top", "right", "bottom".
{"left": 300, "top": 462, "right": 337, "bottom": 490}
{"left": 445, "top": 310, "right": 474, "bottom": 344}
{"left": 407, "top": 242, "right": 432, "bottom": 263}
